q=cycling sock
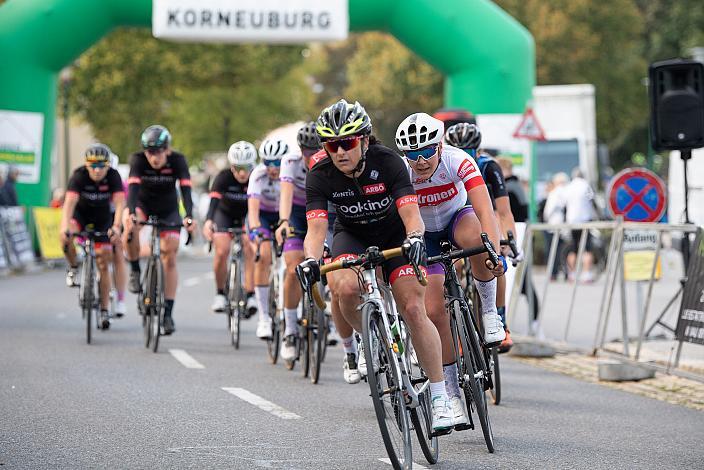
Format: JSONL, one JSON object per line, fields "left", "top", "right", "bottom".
{"left": 255, "top": 285, "right": 269, "bottom": 321}
{"left": 342, "top": 335, "right": 357, "bottom": 355}
{"left": 284, "top": 308, "right": 298, "bottom": 336}
{"left": 130, "top": 260, "right": 140, "bottom": 272}
{"left": 117, "top": 291, "right": 125, "bottom": 302}
{"left": 164, "top": 299, "right": 174, "bottom": 318}
{"left": 217, "top": 288, "right": 225, "bottom": 296}
{"left": 443, "top": 363, "right": 461, "bottom": 399}
{"left": 497, "top": 306, "right": 506, "bottom": 326}
{"left": 474, "top": 277, "right": 498, "bottom": 316}
{"left": 430, "top": 381, "right": 449, "bottom": 401}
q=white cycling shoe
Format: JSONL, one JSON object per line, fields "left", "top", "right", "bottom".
{"left": 114, "top": 300, "right": 126, "bottom": 318}
{"left": 450, "top": 396, "right": 468, "bottom": 426}
{"left": 358, "top": 339, "right": 379, "bottom": 377}
{"left": 211, "top": 294, "right": 227, "bottom": 313}
{"left": 281, "top": 334, "right": 298, "bottom": 361}
{"left": 256, "top": 318, "right": 272, "bottom": 339}
{"left": 343, "top": 353, "right": 362, "bottom": 384}
{"left": 483, "top": 312, "right": 506, "bottom": 345}
{"left": 431, "top": 396, "right": 455, "bottom": 433}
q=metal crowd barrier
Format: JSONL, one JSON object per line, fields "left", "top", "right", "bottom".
{"left": 508, "top": 219, "right": 701, "bottom": 376}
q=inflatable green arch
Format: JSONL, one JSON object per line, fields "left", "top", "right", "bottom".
{"left": 0, "top": 0, "right": 534, "bottom": 206}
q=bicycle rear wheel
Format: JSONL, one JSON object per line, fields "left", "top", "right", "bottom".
{"left": 266, "top": 275, "right": 280, "bottom": 364}
{"left": 362, "top": 304, "right": 413, "bottom": 470}
{"left": 456, "top": 303, "right": 494, "bottom": 453}
{"left": 489, "top": 348, "right": 501, "bottom": 405}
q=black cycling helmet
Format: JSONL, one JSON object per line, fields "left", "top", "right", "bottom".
{"left": 444, "top": 123, "right": 482, "bottom": 150}
{"left": 316, "top": 99, "right": 372, "bottom": 141}
{"left": 297, "top": 121, "right": 321, "bottom": 150}
{"left": 141, "top": 125, "right": 171, "bottom": 151}
{"left": 84, "top": 143, "right": 112, "bottom": 163}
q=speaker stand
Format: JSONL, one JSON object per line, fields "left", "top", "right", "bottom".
{"left": 681, "top": 149, "right": 692, "bottom": 271}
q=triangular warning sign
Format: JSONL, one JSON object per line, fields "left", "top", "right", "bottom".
{"left": 513, "top": 108, "right": 546, "bottom": 141}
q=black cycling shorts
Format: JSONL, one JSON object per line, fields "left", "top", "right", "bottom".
{"left": 213, "top": 208, "right": 244, "bottom": 233}
{"left": 71, "top": 209, "right": 112, "bottom": 244}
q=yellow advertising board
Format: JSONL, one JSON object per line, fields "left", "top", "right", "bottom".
{"left": 33, "top": 207, "right": 64, "bottom": 259}
{"left": 623, "top": 250, "right": 661, "bottom": 282}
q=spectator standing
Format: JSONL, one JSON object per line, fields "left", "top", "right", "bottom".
{"left": 542, "top": 172, "right": 569, "bottom": 280}
{"left": 564, "top": 167, "right": 596, "bottom": 282}
{"left": 0, "top": 167, "right": 19, "bottom": 206}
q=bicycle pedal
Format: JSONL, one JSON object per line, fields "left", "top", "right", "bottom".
{"left": 430, "top": 428, "right": 453, "bottom": 437}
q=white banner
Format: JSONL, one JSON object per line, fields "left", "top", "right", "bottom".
{"left": 0, "top": 110, "right": 44, "bottom": 184}
{"left": 153, "top": 0, "right": 348, "bottom": 44}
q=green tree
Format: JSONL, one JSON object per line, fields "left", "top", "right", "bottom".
{"left": 68, "top": 28, "right": 314, "bottom": 163}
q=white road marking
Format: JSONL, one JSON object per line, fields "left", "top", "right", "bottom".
{"left": 57, "top": 313, "right": 67, "bottom": 319}
{"left": 205, "top": 271, "right": 215, "bottom": 279}
{"left": 182, "top": 277, "right": 201, "bottom": 287}
{"left": 379, "top": 458, "right": 428, "bottom": 469}
{"left": 169, "top": 349, "right": 205, "bottom": 369}
{"left": 221, "top": 387, "right": 301, "bottom": 420}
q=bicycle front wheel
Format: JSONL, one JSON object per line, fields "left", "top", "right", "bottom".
{"left": 228, "top": 262, "right": 241, "bottom": 350}
{"left": 309, "top": 289, "right": 327, "bottom": 384}
{"left": 82, "top": 257, "right": 93, "bottom": 344}
{"left": 266, "top": 275, "right": 280, "bottom": 364}
{"left": 362, "top": 304, "right": 413, "bottom": 470}
{"left": 489, "top": 348, "right": 501, "bottom": 405}
{"left": 457, "top": 303, "right": 494, "bottom": 453}
{"left": 406, "top": 337, "right": 439, "bottom": 464}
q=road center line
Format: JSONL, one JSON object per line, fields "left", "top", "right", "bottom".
{"left": 169, "top": 349, "right": 205, "bottom": 369}
{"left": 379, "top": 458, "right": 427, "bottom": 469}
{"left": 221, "top": 387, "right": 301, "bottom": 420}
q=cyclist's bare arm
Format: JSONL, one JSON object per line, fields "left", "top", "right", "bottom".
{"left": 276, "top": 181, "right": 294, "bottom": 244}
{"left": 112, "top": 192, "right": 126, "bottom": 230}
{"left": 303, "top": 217, "right": 327, "bottom": 262}
{"left": 59, "top": 192, "right": 79, "bottom": 238}
{"left": 247, "top": 197, "right": 261, "bottom": 231}
{"left": 397, "top": 200, "right": 425, "bottom": 236}
{"left": 495, "top": 194, "right": 516, "bottom": 241}
{"left": 467, "top": 185, "right": 501, "bottom": 253}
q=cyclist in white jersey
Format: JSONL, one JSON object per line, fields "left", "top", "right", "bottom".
{"left": 247, "top": 139, "right": 286, "bottom": 339}
{"left": 396, "top": 112, "right": 506, "bottom": 427}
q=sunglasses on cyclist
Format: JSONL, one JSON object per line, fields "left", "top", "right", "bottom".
{"left": 322, "top": 136, "right": 362, "bottom": 154}
{"left": 232, "top": 164, "right": 253, "bottom": 172}
{"left": 264, "top": 159, "right": 281, "bottom": 168}
{"left": 88, "top": 162, "right": 107, "bottom": 169}
{"left": 404, "top": 144, "right": 439, "bottom": 162}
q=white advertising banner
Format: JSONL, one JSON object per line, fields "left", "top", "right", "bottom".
{"left": 153, "top": 0, "right": 349, "bottom": 43}
{"left": 0, "top": 110, "right": 44, "bottom": 184}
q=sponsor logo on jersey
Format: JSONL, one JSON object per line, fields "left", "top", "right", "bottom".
{"left": 161, "top": 168, "right": 173, "bottom": 175}
{"left": 438, "top": 172, "right": 447, "bottom": 180}
{"left": 98, "top": 185, "right": 109, "bottom": 191}
{"left": 337, "top": 196, "right": 392, "bottom": 215}
{"left": 416, "top": 182, "right": 457, "bottom": 207}
{"left": 306, "top": 209, "right": 328, "bottom": 220}
{"left": 362, "top": 183, "right": 386, "bottom": 195}
{"left": 332, "top": 189, "right": 355, "bottom": 198}
{"left": 370, "top": 170, "right": 379, "bottom": 180}
{"left": 396, "top": 194, "right": 418, "bottom": 208}
{"left": 457, "top": 159, "right": 476, "bottom": 179}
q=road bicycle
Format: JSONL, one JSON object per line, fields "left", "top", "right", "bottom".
{"left": 255, "top": 231, "right": 285, "bottom": 364}
{"left": 133, "top": 216, "right": 191, "bottom": 353}
{"left": 427, "top": 233, "right": 500, "bottom": 453}
{"left": 307, "top": 245, "right": 437, "bottom": 470}
{"left": 65, "top": 229, "right": 111, "bottom": 344}
{"left": 213, "top": 227, "right": 247, "bottom": 349}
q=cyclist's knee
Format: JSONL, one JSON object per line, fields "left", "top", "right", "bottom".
{"left": 336, "top": 280, "right": 360, "bottom": 303}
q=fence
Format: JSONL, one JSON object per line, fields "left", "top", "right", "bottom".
{"left": 507, "top": 219, "right": 702, "bottom": 378}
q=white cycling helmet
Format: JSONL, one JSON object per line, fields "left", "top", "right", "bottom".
{"left": 109, "top": 152, "right": 119, "bottom": 169}
{"left": 395, "top": 113, "right": 444, "bottom": 151}
{"left": 259, "top": 139, "right": 289, "bottom": 162}
{"left": 228, "top": 141, "right": 258, "bottom": 167}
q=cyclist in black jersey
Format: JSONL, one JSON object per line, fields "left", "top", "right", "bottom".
{"left": 122, "top": 125, "right": 196, "bottom": 335}
{"left": 297, "top": 99, "right": 454, "bottom": 433}
{"left": 60, "top": 144, "right": 125, "bottom": 326}
{"left": 202, "top": 141, "right": 257, "bottom": 315}
{"left": 446, "top": 123, "right": 522, "bottom": 352}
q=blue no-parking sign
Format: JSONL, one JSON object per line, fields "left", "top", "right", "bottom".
{"left": 608, "top": 168, "right": 666, "bottom": 222}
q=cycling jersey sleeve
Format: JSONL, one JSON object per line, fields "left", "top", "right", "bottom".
{"left": 206, "top": 171, "right": 227, "bottom": 220}
{"left": 305, "top": 170, "right": 329, "bottom": 220}
{"left": 483, "top": 161, "right": 507, "bottom": 199}
{"left": 66, "top": 170, "right": 80, "bottom": 196}
{"left": 175, "top": 154, "right": 193, "bottom": 217}
{"left": 107, "top": 168, "right": 124, "bottom": 196}
{"left": 456, "top": 154, "right": 485, "bottom": 192}
{"left": 127, "top": 153, "right": 142, "bottom": 214}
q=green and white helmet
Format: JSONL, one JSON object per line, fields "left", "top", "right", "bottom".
{"left": 315, "top": 99, "right": 372, "bottom": 141}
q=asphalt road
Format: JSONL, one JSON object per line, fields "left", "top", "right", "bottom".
{"left": 1, "top": 258, "right": 702, "bottom": 469}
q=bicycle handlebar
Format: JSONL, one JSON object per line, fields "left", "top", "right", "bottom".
{"left": 427, "top": 232, "right": 499, "bottom": 268}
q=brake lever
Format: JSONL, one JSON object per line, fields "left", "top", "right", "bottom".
{"left": 506, "top": 230, "right": 519, "bottom": 258}
{"left": 481, "top": 232, "right": 500, "bottom": 268}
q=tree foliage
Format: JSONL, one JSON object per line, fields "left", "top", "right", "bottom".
{"left": 68, "top": 28, "right": 315, "bottom": 163}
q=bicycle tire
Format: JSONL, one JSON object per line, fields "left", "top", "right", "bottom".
{"left": 489, "top": 348, "right": 501, "bottom": 405}
{"left": 310, "top": 294, "right": 327, "bottom": 384}
{"left": 151, "top": 259, "right": 165, "bottom": 353}
{"left": 266, "top": 275, "right": 280, "bottom": 364}
{"left": 82, "top": 256, "right": 93, "bottom": 344}
{"left": 456, "top": 303, "right": 494, "bottom": 453}
{"left": 406, "top": 335, "right": 439, "bottom": 464}
{"left": 228, "top": 261, "right": 241, "bottom": 350}
{"left": 362, "top": 304, "right": 413, "bottom": 470}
